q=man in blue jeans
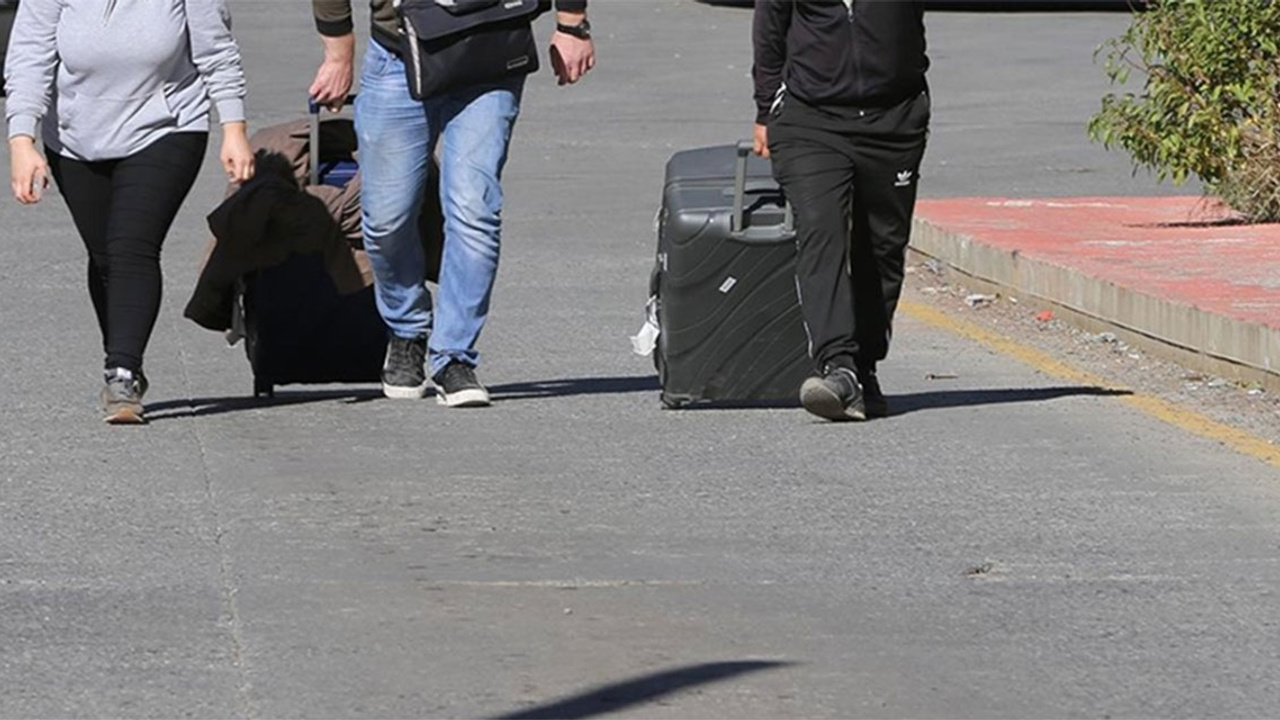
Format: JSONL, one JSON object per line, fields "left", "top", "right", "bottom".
{"left": 310, "top": 0, "right": 595, "bottom": 406}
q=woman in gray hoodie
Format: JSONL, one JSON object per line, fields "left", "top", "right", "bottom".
{"left": 6, "top": 0, "right": 255, "bottom": 423}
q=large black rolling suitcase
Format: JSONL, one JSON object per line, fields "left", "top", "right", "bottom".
{"left": 651, "top": 141, "right": 812, "bottom": 408}
{"left": 240, "top": 98, "right": 387, "bottom": 398}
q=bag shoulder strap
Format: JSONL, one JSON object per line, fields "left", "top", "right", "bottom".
{"left": 397, "top": 0, "right": 539, "bottom": 42}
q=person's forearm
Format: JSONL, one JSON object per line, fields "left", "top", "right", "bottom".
{"left": 320, "top": 33, "right": 356, "bottom": 64}
{"left": 752, "top": 1, "right": 791, "bottom": 124}
{"left": 186, "top": 0, "right": 247, "bottom": 125}
{"left": 5, "top": 0, "right": 63, "bottom": 143}
{"left": 312, "top": 0, "right": 354, "bottom": 37}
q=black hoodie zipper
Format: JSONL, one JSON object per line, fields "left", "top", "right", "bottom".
{"left": 848, "top": 1, "right": 866, "bottom": 99}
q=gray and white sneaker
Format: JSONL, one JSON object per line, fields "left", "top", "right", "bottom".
{"left": 432, "top": 361, "right": 491, "bottom": 408}
{"left": 799, "top": 365, "right": 865, "bottom": 422}
{"left": 101, "top": 367, "right": 149, "bottom": 424}
{"left": 382, "top": 335, "right": 428, "bottom": 399}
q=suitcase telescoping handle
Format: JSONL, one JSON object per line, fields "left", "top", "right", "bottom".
{"left": 730, "top": 140, "right": 795, "bottom": 244}
{"left": 307, "top": 94, "right": 358, "bottom": 186}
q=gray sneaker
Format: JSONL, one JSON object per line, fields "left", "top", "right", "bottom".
{"left": 101, "top": 368, "right": 148, "bottom": 424}
{"left": 432, "top": 361, "right": 491, "bottom": 408}
{"left": 799, "top": 365, "right": 866, "bottom": 422}
{"left": 382, "top": 335, "right": 428, "bottom": 399}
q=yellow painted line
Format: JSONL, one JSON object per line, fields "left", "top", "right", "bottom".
{"left": 901, "top": 300, "right": 1280, "bottom": 469}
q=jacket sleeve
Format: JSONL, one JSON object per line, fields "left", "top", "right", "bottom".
{"left": 312, "top": 0, "right": 354, "bottom": 37}
{"left": 752, "top": 0, "right": 792, "bottom": 125}
{"left": 4, "top": 0, "right": 62, "bottom": 141}
{"left": 186, "top": 0, "right": 247, "bottom": 124}
{"left": 554, "top": 0, "right": 587, "bottom": 11}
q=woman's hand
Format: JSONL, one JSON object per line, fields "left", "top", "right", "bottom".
{"left": 10, "top": 137, "right": 49, "bottom": 204}
{"left": 221, "top": 121, "right": 255, "bottom": 183}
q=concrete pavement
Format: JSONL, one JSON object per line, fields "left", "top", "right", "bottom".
{"left": 3, "top": 2, "right": 1280, "bottom": 718}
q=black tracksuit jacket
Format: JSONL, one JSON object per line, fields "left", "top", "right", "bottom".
{"left": 752, "top": 0, "right": 928, "bottom": 124}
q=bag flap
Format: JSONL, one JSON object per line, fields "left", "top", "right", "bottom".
{"left": 399, "top": 0, "right": 540, "bottom": 41}
{"left": 437, "top": 0, "right": 499, "bottom": 15}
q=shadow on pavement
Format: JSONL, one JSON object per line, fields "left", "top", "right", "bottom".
{"left": 667, "top": 398, "right": 801, "bottom": 410}
{"left": 142, "top": 383, "right": 1125, "bottom": 419}
{"left": 145, "top": 375, "right": 661, "bottom": 418}
{"left": 493, "top": 660, "right": 792, "bottom": 719}
{"left": 889, "top": 385, "right": 1131, "bottom": 415}
{"left": 490, "top": 375, "right": 660, "bottom": 401}
{"left": 145, "top": 388, "right": 382, "bottom": 421}
{"left": 655, "top": 386, "right": 1129, "bottom": 412}
{"left": 1129, "top": 218, "right": 1248, "bottom": 229}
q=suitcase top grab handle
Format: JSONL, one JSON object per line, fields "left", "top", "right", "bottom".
{"left": 307, "top": 95, "right": 358, "bottom": 186}
{"left": 730, "top": 140, "right": 795, "bottom": 244}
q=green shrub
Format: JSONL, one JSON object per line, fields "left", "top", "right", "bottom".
{"left": 1088, "top": 0, "right": 1280, "bottom": 221}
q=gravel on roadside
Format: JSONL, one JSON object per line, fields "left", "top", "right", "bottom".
{"left": 903, "top": 259, "right": 1280, "bottom": 446}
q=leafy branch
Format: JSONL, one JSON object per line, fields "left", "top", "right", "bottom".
{"left": 1088, "top": 0, "right": 1280, "bottom": 220}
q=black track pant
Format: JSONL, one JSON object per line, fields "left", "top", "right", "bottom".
{"left": 768, "top": 92, "right": 929, "bottom": 373}
{"left": 47, "top": 132, "right": 207, "bottom": 373}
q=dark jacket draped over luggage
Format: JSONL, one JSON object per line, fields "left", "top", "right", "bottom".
{"left": 184, "top": 117, "right": 443, "bottom": 332}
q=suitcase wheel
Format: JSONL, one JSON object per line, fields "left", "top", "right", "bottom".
{"left": 253, "top": 378, "right": 275, "bottom": 399}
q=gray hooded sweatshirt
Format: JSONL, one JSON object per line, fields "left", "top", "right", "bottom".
{"left": 4, "top": 0, "right": 246, "bottom": 161}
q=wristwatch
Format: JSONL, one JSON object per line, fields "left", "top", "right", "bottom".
{"left": 556, "top": 18, "right": 591, "bottom": 40}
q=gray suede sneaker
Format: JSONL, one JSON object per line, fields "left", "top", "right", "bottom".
{"left": 799, "top": 365, "right": 865, "bottom": 421}
{"left": 101, "top": 368, "right": 148, "bottom": 424}
{"left": 382, "top": 335, "right": 428, "bottom": 399}
{"left": 432, "top": 361, "right": 491, "bottom": 408}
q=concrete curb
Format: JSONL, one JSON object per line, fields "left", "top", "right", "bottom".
{"left": 908, "top": 216, "right": 1280, "bottom": 393}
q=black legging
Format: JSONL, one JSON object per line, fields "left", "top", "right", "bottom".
{"left": 46, "top": 132, "right": 207, "bottom": 373}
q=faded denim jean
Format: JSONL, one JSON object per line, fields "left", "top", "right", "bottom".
{"left": 355, "top": 40, "right": 523, "bottom": 376}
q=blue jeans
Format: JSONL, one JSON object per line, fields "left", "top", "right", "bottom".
{"left": 355, "top": 40, "right": 523, "bottom": 376}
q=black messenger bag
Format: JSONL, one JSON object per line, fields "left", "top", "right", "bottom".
{"left": 396, "top": 0, "right": 542, "bottom": 100}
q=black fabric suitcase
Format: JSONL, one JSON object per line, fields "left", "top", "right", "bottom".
{"left": 651, "top": 141, "right": 811, "bottom": 408}
{"left": 242, "top": 257, "right": 386, "bottom": 398}
{"left": 241, "top": 98, "right": 388, "bottom": 398}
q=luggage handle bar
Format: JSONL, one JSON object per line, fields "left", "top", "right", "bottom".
{"left": 723, "top": 179, "right": 780, "bottom": 196}
{"left": 307, "top": 94, "right": 358, "bottom": 186}
{"left": 730, "top": 140, "right": 795, "bottom": 244}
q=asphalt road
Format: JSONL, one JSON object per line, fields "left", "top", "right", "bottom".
{"left": 0, "top": 2, "right": 1272, "bottom": 718}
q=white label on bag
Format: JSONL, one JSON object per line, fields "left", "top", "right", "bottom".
{"left": 719, "top": 277, "right": 738, "bottom": 294}
{"left": 631, "top": 296, "right": 661, "bottom": 357}
{"left": 631, "top": 321, "right": 659, "bottom": 357}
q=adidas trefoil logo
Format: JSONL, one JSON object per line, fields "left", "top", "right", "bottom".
{"left": 895, "top": 169, "right": 914, "bottom": 187}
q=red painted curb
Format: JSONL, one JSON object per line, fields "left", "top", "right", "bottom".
{"left": 915, "top": 197, "right": 1280, "bottom": 331}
